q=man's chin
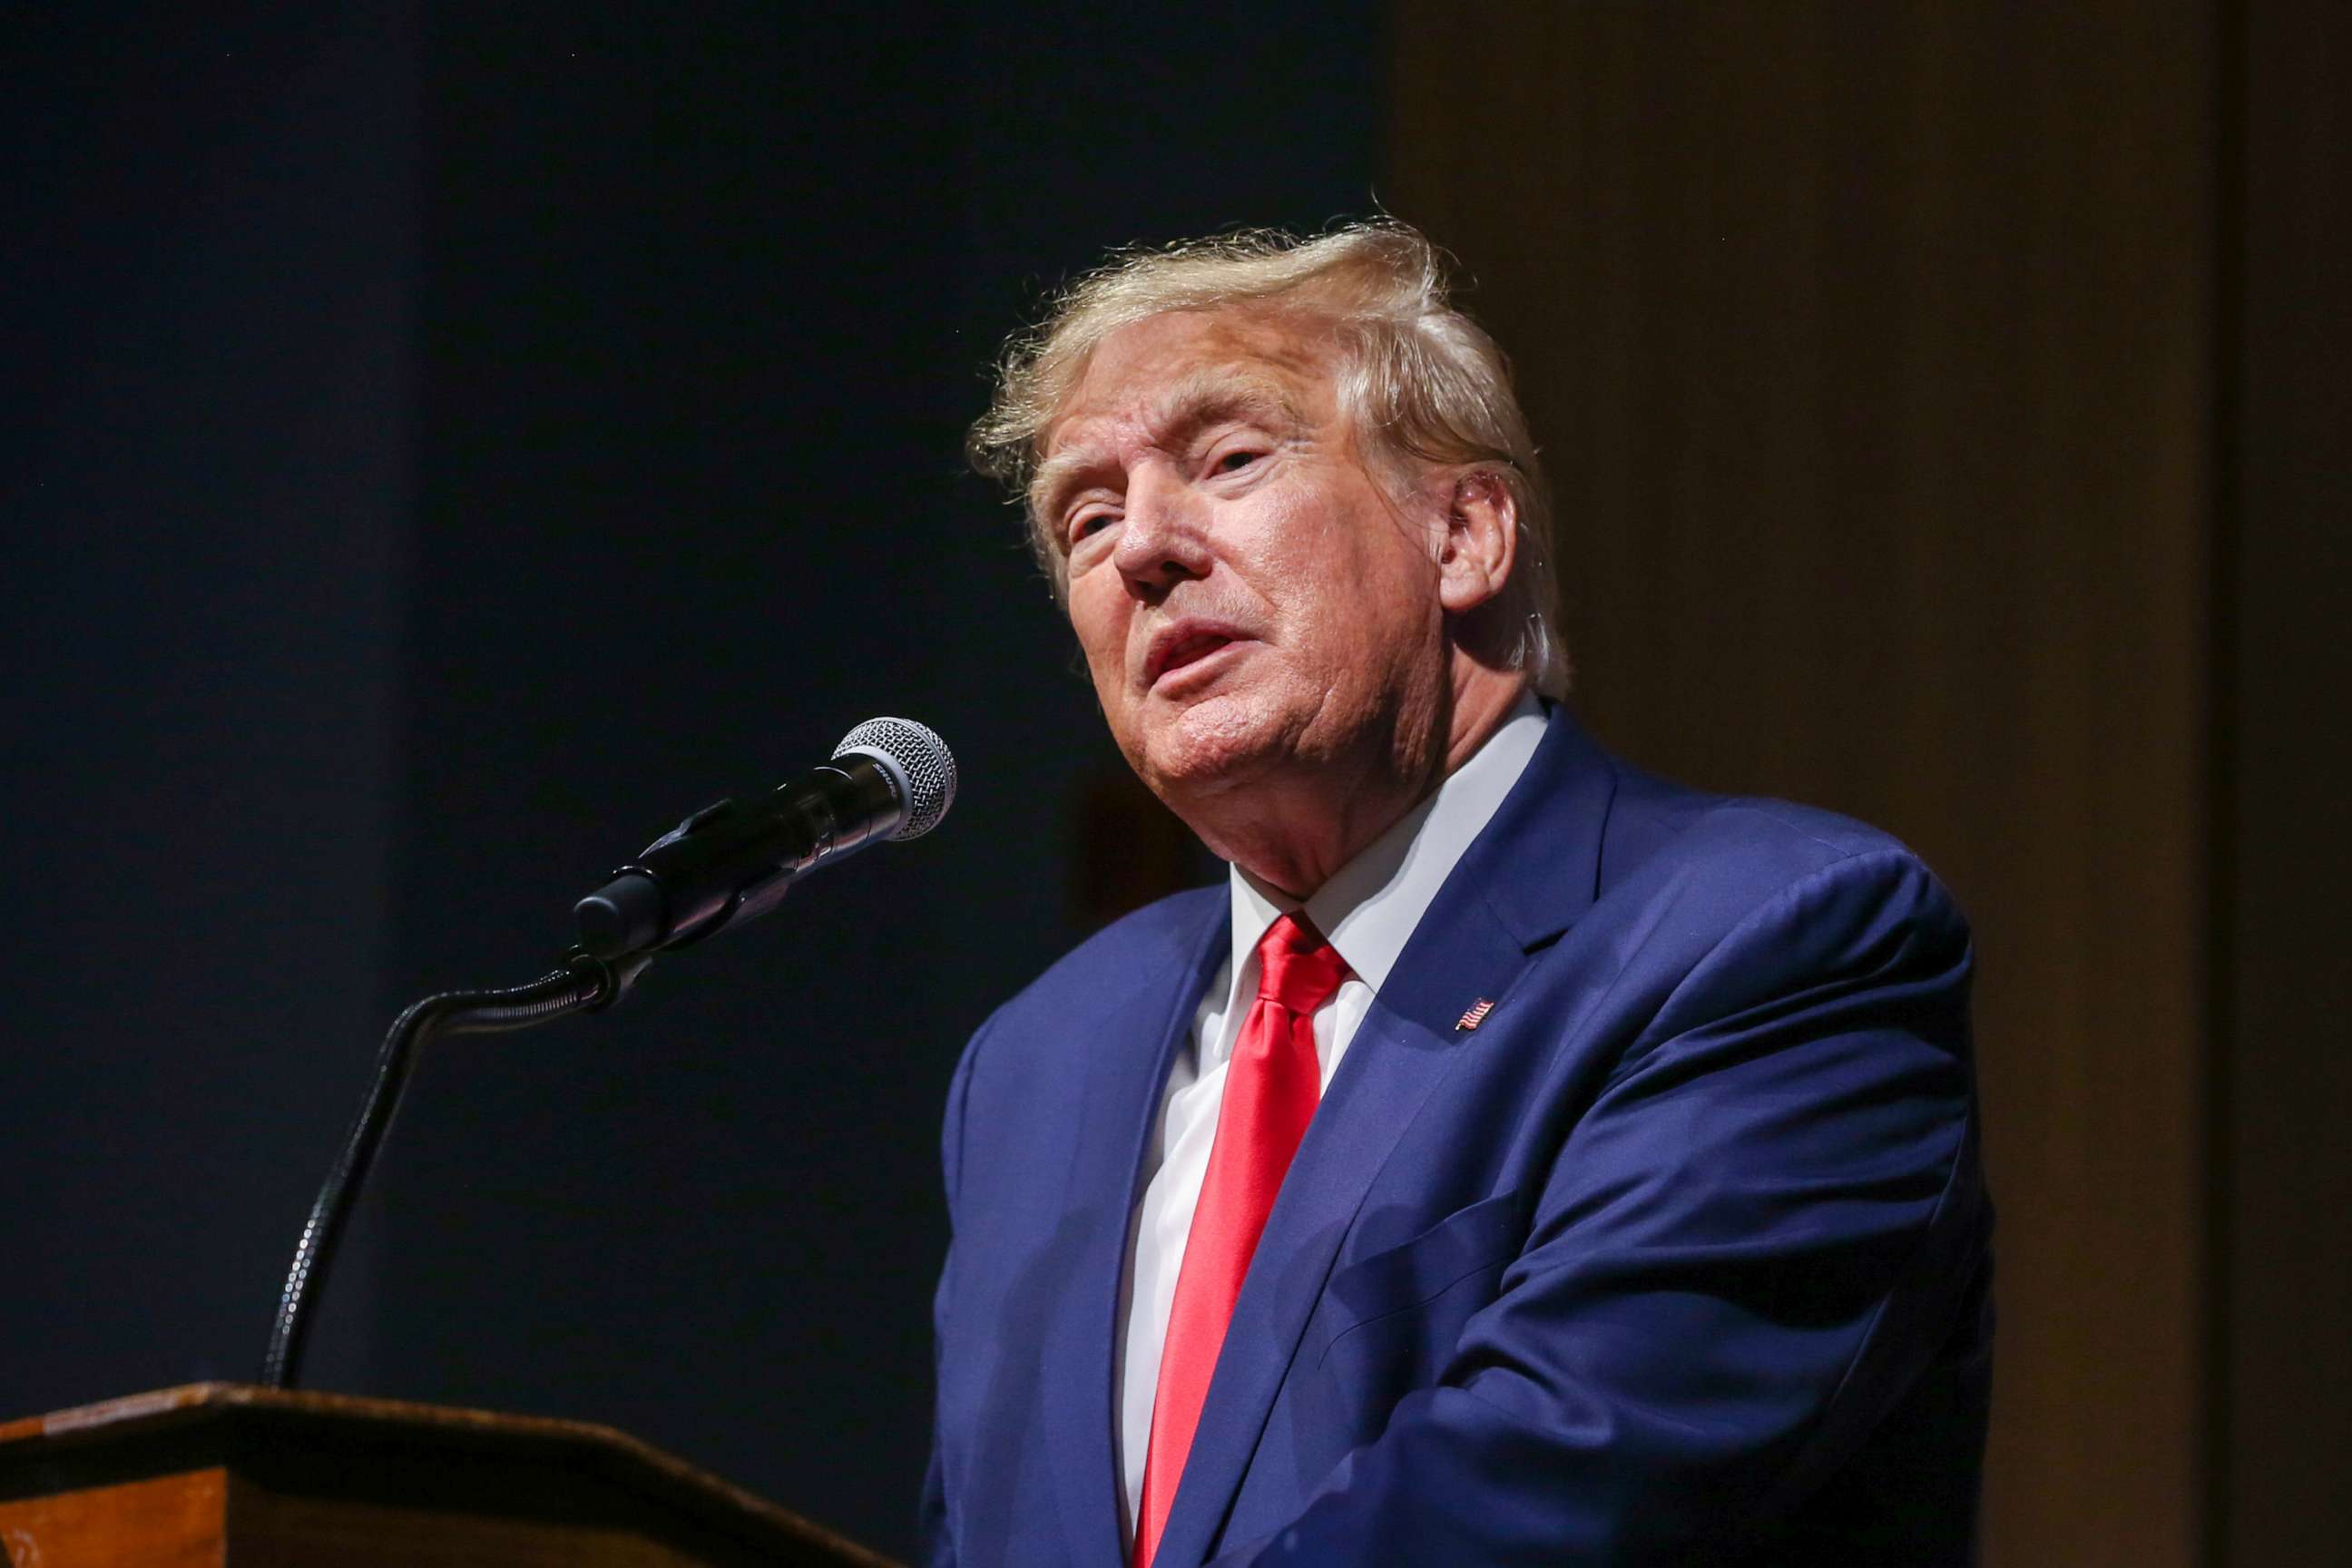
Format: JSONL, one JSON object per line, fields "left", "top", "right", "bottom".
{"left": 1132, "top": 695, "right": 1288, "bottom": 799}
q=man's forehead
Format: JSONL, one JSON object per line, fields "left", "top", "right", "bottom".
{"left": 1041, "top": 309, "right": 1337, "bottom": 462}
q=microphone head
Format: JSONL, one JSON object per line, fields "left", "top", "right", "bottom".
{"left": 833, "top": 716, "right": 957, "bottom": 840}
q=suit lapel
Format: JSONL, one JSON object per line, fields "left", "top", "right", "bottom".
{"left": 1045, "top": 893, "right": 1229, "bottom": 1568}
{"left": 1152, "top": 707, "right": 1618, "bottom": 1566}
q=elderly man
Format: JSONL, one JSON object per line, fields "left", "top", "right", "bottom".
{"left": 924, "top": 222, "right": 1992, "bottom": 1567}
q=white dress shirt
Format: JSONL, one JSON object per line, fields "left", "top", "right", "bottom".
{"left": 1113, "top": 693, "right": 1550, "bottom": 1534}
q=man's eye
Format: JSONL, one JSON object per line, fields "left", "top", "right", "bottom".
{"left": 1213, "top": 448, "right": 1264, "bottom": 474}
{"left": 1071, "top": 512, "right": 1114, "bottom": 541}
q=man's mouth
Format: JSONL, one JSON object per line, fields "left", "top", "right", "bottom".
{"left": 1144, "top": 622, "right": 1248, "bottom": 690}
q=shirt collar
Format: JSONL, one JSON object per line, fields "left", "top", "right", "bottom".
{"left": 1227, "top": 691, "right": 1550, "bottom": 996}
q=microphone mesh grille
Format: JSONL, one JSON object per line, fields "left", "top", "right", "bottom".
{"left": 833, "top": 717, "right": 957, "bottom": 840}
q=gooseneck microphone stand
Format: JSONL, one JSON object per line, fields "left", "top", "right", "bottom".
{"left": 259, "top": 947, "right": 652, "bottom": 1389}
{"left": 257, "top": 718, "right": 956, "bottom": 1390}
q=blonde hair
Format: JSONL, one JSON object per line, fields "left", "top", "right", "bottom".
{"left": 967, "top": 220, "right": 1568, "bottom": 696}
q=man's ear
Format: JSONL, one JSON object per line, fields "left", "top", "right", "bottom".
{"left": 1436, "top": 468, "right": 1516, "bottom": 615}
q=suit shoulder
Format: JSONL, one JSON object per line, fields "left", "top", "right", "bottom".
{"left": 1013, "top": 882, "right": 1225, "bottom": 1011}
{"left": 1563, "top": 764, "right": 1977, "bottom": 1073}
{"left": 1691, "top": 794, "right": 1927, "bottom": 875}
{"left": 956, "top": 882, "right": 1223, "bottom": 1073}
{"left": 1599, "top": 761, "right": 1968, "bottom": 946}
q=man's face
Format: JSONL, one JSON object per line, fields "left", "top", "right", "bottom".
{"left": 1034, "top": 307, "right": 1450, "bottom": 804}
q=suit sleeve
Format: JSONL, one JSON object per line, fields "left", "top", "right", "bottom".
{"left": 1211, "top": 847, "right": 1987, "bottom": 1565}
{"left": 918, "top": 1012, "right": 988, "bottom": 1568}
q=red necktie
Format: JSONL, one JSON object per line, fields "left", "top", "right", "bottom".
{"left": 1133, "top": 913, "right": 1351, "bottom": 1568}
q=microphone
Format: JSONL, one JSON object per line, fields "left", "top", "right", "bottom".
{"left": 573, "top": 716, "right": 956, "bottom": 962}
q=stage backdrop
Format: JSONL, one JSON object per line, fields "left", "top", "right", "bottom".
{"left": 1386, "top": 3, "right": 2349, "bottom": 1563}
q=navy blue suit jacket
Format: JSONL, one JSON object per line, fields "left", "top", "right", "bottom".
{"left": 923, "top": 708, "right": 1993, "bottom": 1565}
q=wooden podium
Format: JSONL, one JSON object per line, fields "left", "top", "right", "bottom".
{"left": 0, "top": 1384, "right": 898, "bottom": 1566}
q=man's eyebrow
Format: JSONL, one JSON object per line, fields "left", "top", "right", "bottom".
{"left": 1152, "top": 369, "right": 1309, "bottom": 440}
{"left": 1030, "top": 370, "right": 1309, "bottom": 519}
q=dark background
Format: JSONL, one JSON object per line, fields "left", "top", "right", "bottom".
{"left": 4, "top": 3, "right": 1372, "bottom": 1554}
{"left": 5, "top": 5, "right": 2342, "bottom": 1565}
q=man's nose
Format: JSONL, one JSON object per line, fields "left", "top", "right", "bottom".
{"left": 1112, "top": 465, "right": 1211, "bottom": 593}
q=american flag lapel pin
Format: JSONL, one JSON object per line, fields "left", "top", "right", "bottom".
{"left": 1455, "top": 997, "right": 1495, "bottom": 1032}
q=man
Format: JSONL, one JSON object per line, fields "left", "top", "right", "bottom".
{"left": 925, "top": 221, "right": 1992, "bottom": 1567}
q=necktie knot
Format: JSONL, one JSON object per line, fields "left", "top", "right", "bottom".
{"left": 1254, "top": 913, "right": 1350, "bottom": 1014}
